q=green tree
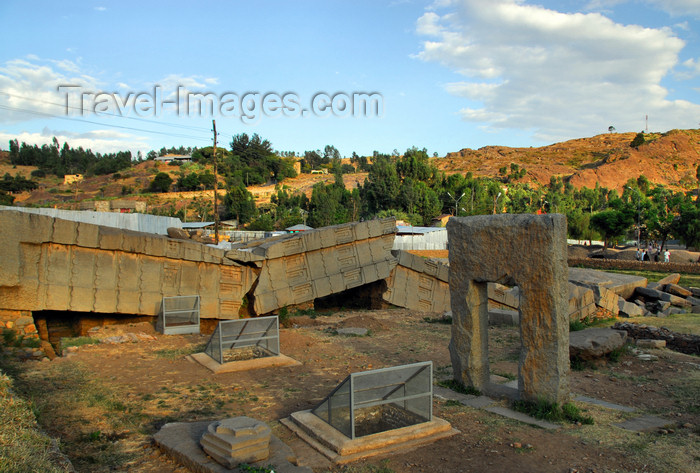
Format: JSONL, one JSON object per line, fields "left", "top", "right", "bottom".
{"left": 630, "top": 132, "right": 645, "bottom": 148}
{"left": 149, "top": 172, "right": 172, "bottom": 193}
{"left": 224, "top": 185, "right": 258, "bottom": 224}
{"left": 360, "top": 154, "right": 400, "bottom": 216}
{"left": 590, "top": 209, "right": 634, "bottom": 251}
{"left": 673, "top": 198, "right": 700, "bottom": 249}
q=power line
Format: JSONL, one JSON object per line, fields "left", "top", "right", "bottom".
{"left": 0, "top": 91, "right": 213, "bottom": 133}
{"left": 0, "top": 104, "right": 211, "bottom": 142}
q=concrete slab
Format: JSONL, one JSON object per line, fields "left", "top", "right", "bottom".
{"left": 483, "top": 406, "right": 561, "bottom": 430}
{"left": 615, "top": 415, "right": 673, "bottom": 432}
{"left": 189, "top": 353, "right": 301, "bottom": 374}
{"left": 433, "top": 385, "right": 495, "bottom": 409}
{"left": 153, "top": 420, "right": 311, "bottom": 473}
{"left": 574, "top": 395, "right": 636, "bottom": 413}
{"left": 281, "top": 409, "right": 458, "bottom": 465}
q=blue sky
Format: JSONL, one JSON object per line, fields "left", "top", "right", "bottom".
{"left": 1, "top": 0, "right": 699, "bottom": 157}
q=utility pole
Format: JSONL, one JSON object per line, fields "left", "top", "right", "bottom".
{"left": 212, "top": 120, "right": 219, "bottom": 244}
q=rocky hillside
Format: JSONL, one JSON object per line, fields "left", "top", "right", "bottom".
{"left": 437, "top": 129, "right": 700, "bottom": 192}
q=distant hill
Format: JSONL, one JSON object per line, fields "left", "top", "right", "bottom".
{"left": 2, "top": 128, "right": 699, "bottom": 214}
{"left": 436, "top": 129, "right": 700, "bottom": 192}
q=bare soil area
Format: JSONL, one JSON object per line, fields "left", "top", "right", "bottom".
{"left": 3, "top": 309, "right": 699, "bottom": 473}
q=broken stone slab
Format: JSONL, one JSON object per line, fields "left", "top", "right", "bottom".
{"left": 690, "top": 287, "right": 700, "bottom": 298}
{"left": 568, "top": 267, "right": 647, "bottom": 299}
{"left": 634, "top": 286, "right": 690, "bottom": 307}
{"left": 615, "top": 415, "right": 671, "bottom": 432}
{"left": 618, "top": 298, "right": 644, "bottom": 318}
{"left": 488, "top": 283, "right": 520, "bottom": 310}
{"left": 568, "top": 284, "right": 597, "bottom": 321}
{"left": 664, "top": 284, "right": 692, "bottom": 298}
{"left": 686, "top": 296, "right": 700, "bottom": 307}
{"left": 636, "top": 339, "right": 666, "bottom": 349}
{"left": 227, "top": 218, "right": 397, "bottom": 263}
{"left": 667, "top": 307, "right": 688, "bottom": 316}
{"left": 488, "top": 308, "right": 519, "bottom": 326}
{"left": 382, "top": 252, "right": 450, "bottom": 313}
{"left": 692, "top": 305, "right": 700, "bottom": 314}
{"left": 200, "top": 417, "right": 271, "bottom": 467}
{"left": 569, "top": 328, "right": 628, "bottom": 360}
{"left": 657, "top": 273, "right": 681, "bottom": 285}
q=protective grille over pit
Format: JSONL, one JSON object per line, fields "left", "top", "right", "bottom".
{"left": 312, "top": 361, "right": 433, "bottom": 439}
{"left": 203, "top": 315, "right": 280, "bottom": 365}
{"left": 156, "top": 295, "right": 200, "bottom": 335}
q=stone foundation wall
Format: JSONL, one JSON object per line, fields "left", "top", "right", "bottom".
{"left": 0, "top": 309, "right": 45, "bottom": 360}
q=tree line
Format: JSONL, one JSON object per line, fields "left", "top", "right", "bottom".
{"left": 4, "top": 134, "right": 700, "bottom": 250}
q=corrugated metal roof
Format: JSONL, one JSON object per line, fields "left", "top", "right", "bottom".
{"left": 181, "top": 221, "right": 215, "bottom": 229}
{"left": 396, "top": 225, "right": 446, "bottom": 235}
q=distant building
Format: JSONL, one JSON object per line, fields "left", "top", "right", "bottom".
{"left": 63, "top": 174, "right": 83, "bottom": 185}
{"left": 155, "top": 154, "right": 192, "bottom": 163}
{"left": 286, "top": 224, "right": 314, "bottom": 233}
{"left": 81, "top": 200, "right": 147, "bottom": 213}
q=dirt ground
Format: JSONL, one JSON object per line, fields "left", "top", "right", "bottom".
{"left": 4, "top": 309, "right": 700, "bottom": 473}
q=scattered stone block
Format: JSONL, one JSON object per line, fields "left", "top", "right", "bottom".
{"left": 690, "top": 287, "right": 700, "bottom": 298}
{"left": 636, "top": 339, "right": 666, "bottom": 349}
{"left": 447, "top": 214, "right": 569, "bottom": 404}
{"left": 686, "top": 296, "right": 700, "bottom": 307}
{"left": 668, "top": 307, "right": 687, "bottom": 315}
{"left": 657, "top": 273, "right": 681, "bottom": 285}
{"left": 664, "top": 284, "right": 691, "bottom": 298}
{"left": 200, "top": 417, "right": 271, "bottom": 468}
{"left": 635, "top": 286, "right": 663, "bottom": 301}
{"left": 167, "top": 227, "right": 191, "bottom": 240}
{"left": 568, "top": 284, "right": 596, "bottom": 321}
{"left": 660, "top": 292, "right": 691, "bottom": 308}
{"left": 337, "top": 327, "right": 368, "bottom": 336}
{"left": 618, "top": 298, "right": 644, "bottom": 318}
{"left": 569, "top": 328, "right": 627, "bottom": 360}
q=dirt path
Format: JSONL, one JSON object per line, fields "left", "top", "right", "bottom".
{"left": 5, "top": 309, "right": 699, "bottom": 473}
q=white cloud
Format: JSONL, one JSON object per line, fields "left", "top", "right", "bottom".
{"left": 587, "top": 0, "right": 700, "bottom": 18}
{"left": 0, "top": 57, "right": 101, "bottom": 123}
{"left": 94, "top": 6, "right": 106, "bottom": 12}
{"left": 416, "top": 0, "right": 700, "bottom": 141}
{"left": 647, "top": 0, "right": 700, "bottom": 17}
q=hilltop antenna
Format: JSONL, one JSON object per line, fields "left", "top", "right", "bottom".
{"left": 645, "top": 115, "right": 648, "bottom": 133}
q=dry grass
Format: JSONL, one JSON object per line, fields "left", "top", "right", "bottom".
{"left": 0, "top": 369, "right": 71, "bottom": 473}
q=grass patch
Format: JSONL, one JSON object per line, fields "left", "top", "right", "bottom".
{"left": 623, "top": 313, "right": 700, "bottom": 336}
{"left": 438, "top": 378, "right": 482, "bottom": 396}
{"left": 492, "top": 370, "right": 517, "bottom": 381}
{"left": 59, "top": 336, "right": 100, "bottom": 351}
{"left": 153, "top": 343, "right": 206, "bottom": 359}
{"left": 512, "top": 398, "right": 594, "bottom": 425}
{"left": 0, "top": 371, "right": 68, "bottom": 473}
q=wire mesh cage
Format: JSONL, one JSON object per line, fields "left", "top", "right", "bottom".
{"left": 203, "top": 315, "right": 280, "bottom": 365}
{"left": 312, "top": 361, "right": 433, "bottom": 439}
{"left": 156, "top": 295, "right": 200, "bottom": 335}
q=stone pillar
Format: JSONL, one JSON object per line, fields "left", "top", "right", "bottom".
{"left": 447, "top": 214, "right": 569, "bottom": 404}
